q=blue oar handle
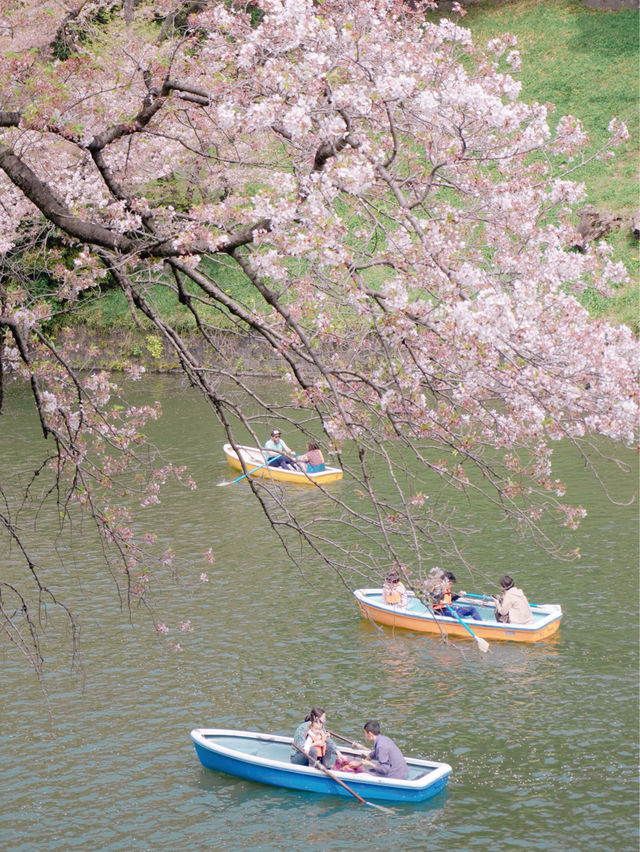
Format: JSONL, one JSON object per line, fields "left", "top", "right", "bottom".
{"left": 232, "top": 454, "right": 281, "bottom": 483}
{"left": 464, "top": 592, "right": 541, "bottom": 608}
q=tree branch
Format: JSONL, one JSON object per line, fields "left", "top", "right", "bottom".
{"left": 0, "top": 144, "right": 136, "bottom": 253}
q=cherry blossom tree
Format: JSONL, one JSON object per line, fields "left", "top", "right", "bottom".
{"left": 0, "top": 0, "right": 637, "bottom": 673}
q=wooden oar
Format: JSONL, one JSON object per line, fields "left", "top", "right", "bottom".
{"left": 290, "top": 741, "right": 393, "bottom": 813}
{"left": 448, "top": 606, "right": 489, "bottom": 653}
{"left": 327, "top": 730, "right": 367, "bottom": 752}
{"left": 217, "top": 454, "right": 281, "bottom": 486}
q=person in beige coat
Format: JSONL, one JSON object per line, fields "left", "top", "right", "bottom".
{"left": 493, "top": 575, "right": 533, "bottom": 624}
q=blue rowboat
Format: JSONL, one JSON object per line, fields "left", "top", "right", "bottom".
{"left": 190, "top": 728, "right": 451, "bottom": 803}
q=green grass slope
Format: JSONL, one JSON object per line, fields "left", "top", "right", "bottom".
{"left": 453, "top": 0, "right": 638, "bottom": 327}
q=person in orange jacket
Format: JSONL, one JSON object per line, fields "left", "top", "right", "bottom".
{"left": 382, "top": 568, "right": 408, "bottom": 608}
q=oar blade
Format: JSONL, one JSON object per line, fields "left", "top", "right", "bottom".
{"left": 365, "top": 800, "right": 395, "bottom": 814}
{"left": 217, "top": 453, "right": 280, "bottom": 487}
{"left": 476, "top": 636, "right": 490, "bottom": 653}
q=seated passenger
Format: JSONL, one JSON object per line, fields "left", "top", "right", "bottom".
{"left": 263, "top": 429, "right": 299, "bottom": 470}
{"left": 493, "top": 575, "right": 533, "bottom": 624}
{"left": 303, "top": 716, "right": 329, "bottom": 763}
{"left": 349, "top": 720, "right": 409, "bottom": 780}
{"left": 295, "top": 440, "right": 326, "bottom": 473}
{"left": 382, "top": 569, "right": 408, "bottom": 608}
{"left": 424, "top": 568, "right": 481, "bottom": 620}
{"left": 290, "top": 706, "right": 337, "bottom": 767}
{"left": 444, "top": 571, "right": 482, "bottom": 621}
{"left": 424, "top": 566, "right": 448, "bottom": 612}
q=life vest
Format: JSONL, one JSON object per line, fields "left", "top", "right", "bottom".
{"left": 385, "top": 587, "right": 403, "bottom": 604}
{"left": 433, "top": 583, "right": 452, "bottom": 610}
{"left": 305, "top": 726, "right": 327, "bottom": 757}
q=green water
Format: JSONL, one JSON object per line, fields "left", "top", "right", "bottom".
{"left": 0, "top": 376, "right": 637, "bottom": 851}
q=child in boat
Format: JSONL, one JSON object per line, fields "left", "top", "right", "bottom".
{"left": 295, "top": 440, "right": 326, "bottom": 473}
{"left": 444, "top": 572, "right": 482, "bottom": 621}
{"left": 382, "top": 569, "right": 408, "bottom": 608}
{"left": 493, "top": 575, "right": 533, "bottom": 624}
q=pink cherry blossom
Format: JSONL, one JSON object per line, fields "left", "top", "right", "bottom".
{"left": 0, "top": 0, "right": 636, "bottom": 673}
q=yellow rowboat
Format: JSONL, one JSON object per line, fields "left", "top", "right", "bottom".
{"left": 354, "top": 588, "right": 562, "bottom": 644}
{"left": 223, "top": 443, "right": 343, "bottom": 485}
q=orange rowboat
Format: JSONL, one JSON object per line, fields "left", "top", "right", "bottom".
{"left": 354, "top": 588, "right": 562, "bottom": 644}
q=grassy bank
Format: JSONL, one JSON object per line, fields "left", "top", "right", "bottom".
{"left": 447, "top": 0, "right": 639, "bottom": 327}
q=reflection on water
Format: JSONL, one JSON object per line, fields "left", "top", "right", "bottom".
{"left": 0, "top": 377, "right": 637, "bottom": 851}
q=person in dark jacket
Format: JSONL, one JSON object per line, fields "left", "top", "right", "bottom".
{"left": 351, "top": 720, "right": 409, "bottom": 780}
{"left": 443, "top": 571, "right": 482, "bottom": 621}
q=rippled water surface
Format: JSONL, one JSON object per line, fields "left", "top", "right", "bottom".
{"left": 1, "top": 378, "right": 637, "bottom": 851}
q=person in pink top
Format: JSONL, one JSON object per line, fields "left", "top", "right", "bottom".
{"left": 295, "top": 440, "right": 326, "bottom": 473}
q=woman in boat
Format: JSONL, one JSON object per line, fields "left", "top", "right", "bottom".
{"left": 493, "top": 575, "right": 533, "bottom": 624}
{"left": 382, "top": 568, "right": 408, "bottom": 609}
{"left": 263, "top": 429, "right": 299, "bottom": 470}
{"left": 290, "top": 707, "right": 337, "bottom": 767}
{"left": 303, "top": 716, "right": 330, "bottom": 764}
{"left": 295, "top": 440, "right": 326, "bottom": 473}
